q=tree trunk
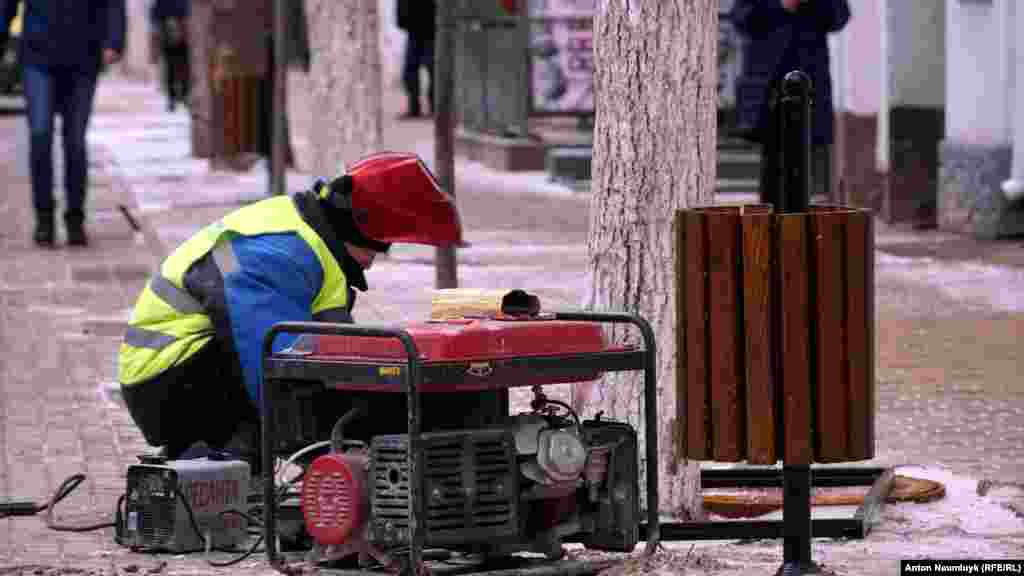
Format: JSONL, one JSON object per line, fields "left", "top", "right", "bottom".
{"left": 300, "top": 0, "right": 383, "bottom": 175}
{"left": 574, "top": 1, "right": 718, "bottom": 520}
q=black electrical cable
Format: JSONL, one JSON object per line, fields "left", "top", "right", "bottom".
{"left": 174, "top": 486, "right": 266, "bottom": 566}
{"left": 176, "top": 471, "right": 302, "bottom": 568}
{"left": 543, "top": 398, "right": 582, "bottom": 429}
{"left": 6, "top": 464, "right": 305, "bottom": 567}
{"left": 206, "top": 510, "right": 264, "bottom": 567}
{"left": 44, "top": 474, "right": 118, "bottom": 532}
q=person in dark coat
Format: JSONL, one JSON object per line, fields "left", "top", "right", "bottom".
{"left": 0, "top": 0, "right": 16, "bottom": 59}
{"left": 150, "top": 0, "right": 191, "bottom": 112}
{"left": 396, "top": 0, "right": 436, "bottom": 119}
{"left": 2, "top": 0, "right": 126, "bottom": 248}
{"left": 732, "top": 0, "right": 850, "bottom": 203}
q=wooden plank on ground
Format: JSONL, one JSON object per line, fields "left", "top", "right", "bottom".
{"left": 742, "top": 213, "right": 775, "bottom": 464}
{"left": 777, "top": 214, "right": 813, "bottom": 465}
{"left": 684, "top": 211, "right": 709, "bottom": 460}
{"left": 811, "top": 212, "right": 849, "bottom": 462}
{"left": 707, "top": 212, "right": 743, "bottom": 462}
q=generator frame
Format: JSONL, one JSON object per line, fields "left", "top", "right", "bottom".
{"left": 260, "top": 311, "right": 661, "bottom": 575}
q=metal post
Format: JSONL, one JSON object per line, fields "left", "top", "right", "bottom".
{"left": 777, "top": 69, "right": 816, "bottom": 576}
{"left": 435, "top": 0, "right": 458, "bottom": 288}
{"left": 780, "top": 465, "right": 814, "bottom": 575}
{"left": 778, "top": 70, "right": 813, "bottom": 214}
{"left": 270, "top": 0, "right": 287, "bottom": 197}
{"left": 518, "top": 0, "right": 530, "bottom": 137}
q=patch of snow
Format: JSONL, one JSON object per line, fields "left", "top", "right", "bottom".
{"left": 876, "top": 252, "right": 1024, "bottom": 313}
{"left": 883, "top": 466, "right": 1024, "bottom": 538}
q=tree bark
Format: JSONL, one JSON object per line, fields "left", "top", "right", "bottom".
{"left": 575, "top": 0, "right": 718, "bottom": 519}
{"left": 300, "top": 0, "right": 383, "bottom": 175}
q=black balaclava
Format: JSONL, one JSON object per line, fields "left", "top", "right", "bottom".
{"left": 318, "top": 175, "right": 391, "bottom": 291}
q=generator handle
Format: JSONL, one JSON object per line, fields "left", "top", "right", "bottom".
{"left": 552, "top": 311, "right": 660, "bottom": 554}
{"left": 260, "top": 321, "right": 424, "bottom": 573}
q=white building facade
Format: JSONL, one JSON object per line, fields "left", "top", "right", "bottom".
{"left": 828, "top": 0, "right": 1024, "bottom": 237}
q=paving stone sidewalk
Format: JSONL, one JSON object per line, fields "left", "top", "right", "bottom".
{"left": 1, "top": 73, "right": 1022, "bottom": 576}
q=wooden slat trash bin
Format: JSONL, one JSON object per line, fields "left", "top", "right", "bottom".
{"left": 676, "top": 204, "right": 875, "bottom": 465}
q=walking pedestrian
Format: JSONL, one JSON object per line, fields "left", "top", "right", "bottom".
{"left": 732, "top": 0, "right": 850, "bottom": 204}
{"left": 396, "top": 0, "right": 436, "bottom": 119}
{"left": 150, "top": 0, "right": 190, "bottom": 112}
{"left": 2, "top": 0, "right": 126, "bottom": 248}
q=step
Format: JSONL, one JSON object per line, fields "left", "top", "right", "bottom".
{"left": 547, "top": 146, "right": 762, "bottom": 183}
{"left": 718, "top": 136, "right": 761, "bottom": 152}
{"left": 546, "top": 146, "right": 592, "bottom": 184}
{"left": 716, "top": 178, "right": 760, "bottom": 195}
{"left": 718, "top": 150, "right": 761, "bottom": 181}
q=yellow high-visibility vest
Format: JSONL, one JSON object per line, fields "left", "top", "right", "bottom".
{"left": 118, "top": 195, "right": 348, "bottom": 386}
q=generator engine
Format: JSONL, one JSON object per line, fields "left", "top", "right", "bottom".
{"left": 298, "top": 397, "right": 639, "bottom": 561}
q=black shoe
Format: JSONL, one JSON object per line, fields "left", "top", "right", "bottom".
{"left": 64, "top": 210, "right": 89, "bottom": 247}
{"left": 34, "top": 212, "right": 55, "bottom": 248}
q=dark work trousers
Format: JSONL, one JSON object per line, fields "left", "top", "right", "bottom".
{"left": 159, "top": 22, "right": 190, "bottom": 109}
{"left": 22, "top": 63, "right": 98, "bottom": 218}
{"left": 121, "top": 340, "right": 262, "bottom": 472}
{"left": 402, "top": 33, "right": 434, "bottom": 115}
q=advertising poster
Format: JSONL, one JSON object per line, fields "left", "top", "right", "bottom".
{"left": 529, "top": 0, "right": 595, "bottom": 114}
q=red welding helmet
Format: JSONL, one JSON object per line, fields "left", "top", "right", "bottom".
{"left": 323, "top": 152, "right": 463, "bottom": 247}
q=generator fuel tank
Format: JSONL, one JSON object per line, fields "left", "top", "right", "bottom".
{"left": 299, "top": 318, "right": 623, "bottom": 393}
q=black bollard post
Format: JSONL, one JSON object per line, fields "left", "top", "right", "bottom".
{"left": 776, "top": 70, "right": 817, "bottom": 576}
{"left": 777, "top": 71, "right": 814, "bottom": 214}
{"left": 780, "top": 465, "right": 814, "bottom": 575}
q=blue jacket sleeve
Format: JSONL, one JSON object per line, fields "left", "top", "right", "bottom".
{"left": 107, "top": 0, "right": 127, "bottom": 54}
{"left": 222, "top": 233, "right": 327, "bottom": 412}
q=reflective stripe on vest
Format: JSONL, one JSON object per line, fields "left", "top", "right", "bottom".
{"left": 123, "top": 326, "right": 177, "bottom": 349}
{"left": 148, "top": 275, "right": 204, "bottom": 315}
{"left": 118, "top": 196, "right": 349, "bottom": 386}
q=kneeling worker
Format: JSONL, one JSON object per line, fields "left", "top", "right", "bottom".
{"left": 117, "top": 152, "right": 462, "bottom": 471}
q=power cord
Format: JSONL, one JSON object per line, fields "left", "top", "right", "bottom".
{"left": 0, "top": 472, "right": 272, "bottom": 568}
{"left": 0, "top": 473, "right": 120, "bottom": 533}
{"left": 176, "top": 469, "right": 305, "bottom": 568}
{"left": 168, "top": 487, "right": 266, "bottom": 568}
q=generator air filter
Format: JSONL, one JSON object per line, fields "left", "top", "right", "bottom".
{"left": 301, "top": 452, "right": 369, "bottom": 545}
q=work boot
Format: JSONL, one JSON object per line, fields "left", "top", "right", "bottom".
{"left": 33, "top": 211, "right": 55, "bottom": 248}
{"left": 64, "top": 209, "right": 89, "bottom": 247}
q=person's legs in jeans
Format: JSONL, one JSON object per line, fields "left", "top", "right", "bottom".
{"left": 57, "top": 69, "right": 98, "bottom": 246}
{"left": 163, "top": 42, "right": 177, "bottom": 110}
{"left": 421, "top": 37, "right": 435, "bottom": 115}
{"left": 175, "top": 41, "right": 190, "bottom": 105}
{"left": 401, "top": 34, "right": 422, "bottom": 118}
{"left": 22, "top": 64, "right": 57, "bottom": 246}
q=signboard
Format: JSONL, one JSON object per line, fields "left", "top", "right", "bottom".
{"left": 528, "top": 0, "right": 595, "bottom": 114}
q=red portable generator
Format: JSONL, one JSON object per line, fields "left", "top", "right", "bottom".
{"left": 261, "top": 313, "right": 659, "bottom": 569}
